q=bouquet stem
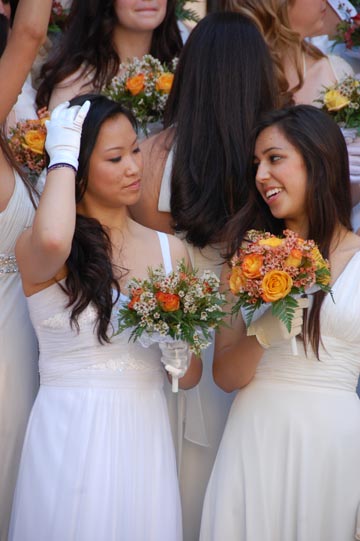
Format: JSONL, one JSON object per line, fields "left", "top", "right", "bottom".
{"left": 291, "top": 336, "right": 298, "bottom": 356}
{"left": 172, "top": 376, "right": 179, "bottom": 393}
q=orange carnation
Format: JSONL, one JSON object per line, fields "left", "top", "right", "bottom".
{"left": 125, "top": 74, "right": 145, "bottom": 96}
{"left": 22, "top": 129, "right": 46, "bottom": 155}
{"left": 229, "top": 266, "right": 246, "bottom": 294}
{"left": 155, "top": 73, "right": 174, "bottom": 94}
{"left": 285, "top": 248, "right": 303, "bottom": 268}
{"left": 156, "top": 291, "right": 180, "bottom": 312}
{"left": 128, "top": 288, "right": 143, "bottom": 310}
{"left": 242, "top": 254, "right": 263, "bottom": 279}
{"left": 261, "top": 270, "right": 293, "bottom": 302}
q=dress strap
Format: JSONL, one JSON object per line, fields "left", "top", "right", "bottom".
{"left": 157, "top": 231, "right": 172, "bottom": 275}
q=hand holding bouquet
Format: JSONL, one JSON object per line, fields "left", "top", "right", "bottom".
{"left": 116, "top": 260, "right": 226, "bottom": 391}
{"left": 228, "top": 229, "right": 332, "bottom": 354}
{"left": 103, "top": 54, "right": 177, "bottom": 136}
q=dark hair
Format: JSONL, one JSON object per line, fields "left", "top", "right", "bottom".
{"left": 36, "top": 0, "right": 182, "bottom": 108}
{"left": 226, "top": 104, "right": 352, "bottom": 357}
{"left": 164, "top": 12, "right": 279, "bottom": 248}
{"left": 63, "top": 94, "right": 137, "bottom": 343}
{"left": 0, "top": 13, "right": 9, "bottom": 56}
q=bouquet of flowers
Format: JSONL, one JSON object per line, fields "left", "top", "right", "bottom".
{"left": 48, "top": 1, "right": 70, "bottom": 34}
{"left": 228, "top": 230, "right": 332, "bottom": 351}
{"left": 316, "top": 75, "right": 360, "bottom": 134}
{"left": 332, "top": 3, "right": 360, "bottom": 50}
{"left": 8, "top": 118, "right": 47, "bottom": 182}
{"left": 116, "top": 260, "right": 226, "bottom": 389}
{"left": 103, "top": 54, "right": 177, "bottom": 136}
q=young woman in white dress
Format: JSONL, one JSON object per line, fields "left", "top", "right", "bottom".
{"left": 36, "top": 0, "right": 184, "bottom": 111}
{"left": 200, "top": 105, "right": 360, "bottom": 541}
{"left": 0, "top": 1, "right": 52, "bottom": 539}
{"left": 9, "top": 95, "right": 201, "bottom": 541}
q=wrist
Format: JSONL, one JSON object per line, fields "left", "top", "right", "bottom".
{"left": 47, "top": 163, "right": 77, "bottom": 174}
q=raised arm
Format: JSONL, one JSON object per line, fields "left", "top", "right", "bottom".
{"left": 0, "top": 0, "right": 52, "bottom": 123}
{"left": 15, "top": 101, "right": 90, "bottom": 291}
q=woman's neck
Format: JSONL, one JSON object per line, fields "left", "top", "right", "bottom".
{"left": 113, "top": 27, "right": 153, "bottom": 64}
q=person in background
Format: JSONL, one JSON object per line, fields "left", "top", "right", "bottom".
{"left": 36, "top": 0, "right": 183, "bottom": 111}
{"left": 0, "top": 1, "right": 52, "bottom": 539}
{"left": 130, "top": 12, "right": 279, "bottom": 540}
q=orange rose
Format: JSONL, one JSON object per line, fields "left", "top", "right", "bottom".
{"left": 125, "top": 74, "right": 145, "bottom": 96}
{"left": 229, "top": 266, "right": 246, "bottom": 294}
{"left": 285, "top": 248, "right": 303, "bottom": 268}
{"left": 261, "top": 270, "right": 293, "bottom": 302}
{"left": 128, "top": 288, "right": 143, "bottom": 310}
{"left": 156, "top": 291, "right": 180, "bottom": 312}
{"left": 241, "top": 254, "right": 263, "bottom": 279}
{"left": 155, "top": 73, "right": 174, "bottom": 94}
{"left": 22, "top": 129, "right": 46, "bottom": 155}
{"left": 258, "top": 237, "right": 284, "bottom": 248}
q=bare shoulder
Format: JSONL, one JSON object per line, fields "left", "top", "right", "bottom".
{"left": 140, "top": 127, "right": 174, "bottom": 167}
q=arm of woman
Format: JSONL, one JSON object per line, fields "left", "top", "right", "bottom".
{"left": 0, "top": 0, "right": 52, "bottom": 123}
{"left": 213, "top": 264, "right": 265, "bottom": 393}
{"left": 130, "top": 129, "right": 174, "bottom": 234}
{"left": 15, "top": 101, "right": 90, "bottom": 289}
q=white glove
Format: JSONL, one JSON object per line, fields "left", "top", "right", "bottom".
{"left": 159, "top": 340, "right": 190, "bottom": 379}
{"left": 247, "top": 297, "right": 309, "bottom": 348}
{"left": 45, "top": 100, "right": 91, "bottom": 170}
{"left": 346, "top": 139, "right": 360, "bottom": 183}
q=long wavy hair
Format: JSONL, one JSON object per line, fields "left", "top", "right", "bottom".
{"left": 226, "top": 105, "right": 352, "bottom": 357}
{"left": 223, "top": 0, "right": 324, "bottom": 104}
{"left": 164, "top": 12, "right": 279, "bottom": 248}
{"left": 62, "top": 94, "right": 136, "bottom": 344}
{"left": 36, "top": 0, "right": 182, "bottom": 108}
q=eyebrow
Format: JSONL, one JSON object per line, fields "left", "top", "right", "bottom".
{"left": 104, "top": 137, "right": 138, "bottom": 152}
{"left": 262, "top": 146, "right": 283, "bottom": 153}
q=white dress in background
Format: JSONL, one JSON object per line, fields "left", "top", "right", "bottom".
{"left": 158, "top": 149, "right": 235, "bottom": 541}
{"left": 0, "top": 172, "right": 39, "bottom": 541}
{"left": 200, "top": 252, "right": 360, "bottom": 541}
{"left": 9, "top": 232, "right": 182, "bottom": 541}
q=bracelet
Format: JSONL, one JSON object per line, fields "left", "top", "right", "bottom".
{"left": 47, "top": 163, "right": 77, "bottom": 174}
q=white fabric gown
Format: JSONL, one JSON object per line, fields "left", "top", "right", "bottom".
{"left": 158, "top": 150, "right": 235, "bottom": 541}
{"left": 0, "top": 172, "right": 39, "bottom": 541}
{"left": 200, "top": 252, "right": 360, "bottom": 541}
{"left": 9, "top": 231, "right": 182, "bottom": 541}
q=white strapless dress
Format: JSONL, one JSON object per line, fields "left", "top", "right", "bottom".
{"left": 200, "top": 252, "right": 360, "bottom": 541}
{"left": 0, "top": 172, "right": 39, "bottom": 541}
{"left": 9, "top": 234, "right": 182, "bottom": 541}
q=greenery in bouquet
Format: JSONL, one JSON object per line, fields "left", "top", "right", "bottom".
{"left": 103, "top": 55, "right": 177, "bottom": 135}
{"left": 316, "top": 75, "right": 360, "bottom": 130}
{"left": 116, "top": 260, "right": 226, "bottom": 356}
{"left": 175, "top": 0, "right": 200, "bottom": 24}
{"left": 48, "top": 1, "right": 70, "bottom": 34}
{"left": 228, "top": 229, "right": 332, "bottom": 332}
{"left": 332, "top": 3, "right": 360, "bottom": 49}
{"left": 8, "top": 118, "right": 47, "bottom": 182}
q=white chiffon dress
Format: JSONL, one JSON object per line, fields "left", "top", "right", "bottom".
{"left": 158, "top": 150, "right": 235, "bottom": 541}
{"left": 9, "top": 232, "right": 182, "bottom": 541}
{"left": 0, "top": 172, "right": 39, "bottom": 541}
{"left": 200, "top": 252, "right": 360, "bottom": 541}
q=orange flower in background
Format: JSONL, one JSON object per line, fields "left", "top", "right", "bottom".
{"left": 128, "top": 288, "right": 143, "bottom": 310}
{"left": 242, "top": 254, "right": 263, "bottom": 279}
{"left": 229, "top": 266, "right": 246, "bottom": 294}
{"left": 22, "top": 129, "right": 46, "bottom": 155}
{"left": 155, "top": 73, "right": 174, "bottom": 94}
{"left": 125, "top": 74, "right": 145, "bottom": 96}
{"left": 261, "top": 270, "right": 293, "bottom": 302}
{"left": 258, "top": 237, "right": 284, "bottom": 248}
{"left": 156, "top": 291, "right": 180, "bottom": 312}
{"left": 285, "top": 248, "right": 303, "bottom": 268}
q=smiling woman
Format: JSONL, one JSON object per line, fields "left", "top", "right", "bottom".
{"left": 36, "top": 0, "right": 183, "bottom": 111}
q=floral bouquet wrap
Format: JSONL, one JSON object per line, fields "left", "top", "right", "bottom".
{"left": 8, "top": 118, "right": 47, "bottom": 183}
{"left": 116, "top": 260, "right": 226, "bottom": 391}
{"left": 317, "top": 75, "right": 360, "bottom": 139}
{"left": 228, "top": 229, "right": 332, "bottom": 354}
{"left": 103, "top": 54, "right": 177, "bottom": 137}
